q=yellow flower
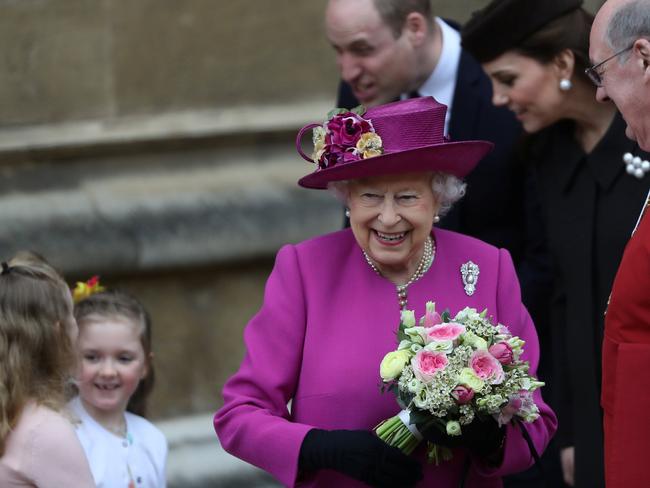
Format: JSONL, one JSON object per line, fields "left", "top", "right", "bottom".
{"left": 379, "top": 350, "right": 411, "bottom": 381}
{"left": 458, "top": 367, "right": 485, "bottom": 391}
{"left": 72, "top": 276, "right": 105, "bottom": 303}
{"left": 355, "top": 132, "right": 383, "bottom": 159}
{"left": 311, "top": 126, "right": 326, "bottom": 163}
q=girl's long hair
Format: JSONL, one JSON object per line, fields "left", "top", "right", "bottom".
{"left": 0, "top": 251, "right": 76, "bottom": 455}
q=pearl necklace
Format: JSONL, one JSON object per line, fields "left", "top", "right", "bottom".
{"left": 363, "top": 236, "right": 435, "bottom": 309}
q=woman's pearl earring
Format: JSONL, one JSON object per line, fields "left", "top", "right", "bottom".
{"left": 433, "top": 215, "right": 440, "bottom": 224}
{"left": 559, "top": 78, "right": 573, "bottom": 91}
{"left": 345, "top": 209, "right": 351, "bottom": 218}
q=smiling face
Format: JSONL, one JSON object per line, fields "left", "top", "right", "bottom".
{"left": 483, "top": 51, "right": 569, "bottom": 133}
{"left": 590, "top": 1, "right": 650, "bottom": 149}
{"left": 76, "top": 318, "right": 148, "bottom": 423}
{"left": 347, "top": 172, "right": 438, "bottom": 281}
{"left": 325, "top": 0, "right": 420, "bottom": 106}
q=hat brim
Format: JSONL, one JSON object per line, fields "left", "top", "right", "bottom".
{"left": 298, "top": 140, "right": 494, "bottom": 189}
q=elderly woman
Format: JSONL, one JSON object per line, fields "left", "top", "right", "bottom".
{"left": 461, "top": 1, "right": 650, "bottom": 487}
{"left": 214, "top": 97, "right": 556, "bottom": 488}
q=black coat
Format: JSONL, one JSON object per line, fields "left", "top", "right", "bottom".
{"left": 527, "top": 113, "right": 650, "bottom": 488}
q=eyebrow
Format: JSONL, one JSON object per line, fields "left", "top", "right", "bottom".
{"left": 346, "top": 39, "right": 372, "bottom": 50}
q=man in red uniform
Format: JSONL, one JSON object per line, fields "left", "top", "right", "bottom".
{"left": 590, "top": 1, "right": 650, "bottom": 486}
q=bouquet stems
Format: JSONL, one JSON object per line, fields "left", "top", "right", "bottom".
{"left": 375, "top": 413, "right": 454, "bottom": 465}
{"left": 427, "top": 444, "right": 454, "bottom": 465}
{"left": 375, "top": 414, "right": 421, "bottom": 455}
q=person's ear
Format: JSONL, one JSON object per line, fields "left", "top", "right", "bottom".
{"left": 633, "top": 38, "right": 650, "bottom": 83}
{"left": 141, "top": 352, "right": 154, "bottom": 379}
{"left": 552, "top": 48, "right": 576, "bottom": 80}
{"left": 403, "top": 12, "right": 428, "bottom": 46}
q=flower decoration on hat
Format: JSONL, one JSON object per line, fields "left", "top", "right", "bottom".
{"left": 72, "top": 275, "right": 105, "bottom": 303}
{"left": 311, "top": 106, "right": 383, "bottom": 170}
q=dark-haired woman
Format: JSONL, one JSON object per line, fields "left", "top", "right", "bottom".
{"left": 462, "top": 1, "right": 650, "bottom": 487}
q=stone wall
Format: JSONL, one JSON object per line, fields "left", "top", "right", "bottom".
{"left": 0, "top": 0, "right": 605, "bottom": 420}
{"left": 0, "top": 0, "right": 603, "bottom": 126}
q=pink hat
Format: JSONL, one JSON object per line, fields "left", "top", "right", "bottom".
{"left": 296, "top": 97, "right": 493, "bottom": 189}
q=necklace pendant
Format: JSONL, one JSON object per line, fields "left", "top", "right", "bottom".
{"left": 461, "top": 261, "right": 479, "bottom": 296}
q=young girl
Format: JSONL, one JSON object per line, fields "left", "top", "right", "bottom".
{"left": 69, "top": 288, "right": 167, "bottom": 488}
{"left": 0, "top": 252, "right": 95, "bottom": 487}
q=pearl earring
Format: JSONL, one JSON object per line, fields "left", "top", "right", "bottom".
{"left": 433, "top": 215, "right": 440, "bottom": 224}
{"left": 623, "top": 152, "right": 650, "bottom": 179}
{"left": 345, "top": 209, "right": 351, "bottom": 218}
{"left": 559, "top": 78, "right": 572, "bottom": 91}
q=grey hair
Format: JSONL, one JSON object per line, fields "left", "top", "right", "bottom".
{"left": 431, "top": 172, "right": 466, "bottom": 216}
{"left": 327, "top": 172, "right": 466, "bottom": 217}
{"left": 606, "top": 0, "right": 650, "bottom": 62}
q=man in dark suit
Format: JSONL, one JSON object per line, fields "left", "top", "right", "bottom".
{"left": 325, "top": 0, "right": 526, "bottom": 265}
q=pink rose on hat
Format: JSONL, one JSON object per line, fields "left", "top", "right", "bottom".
{"left": 320, "top": 112, "right": 376, "bottom": 168}
{"left": 326, "top": 113, "right": 372, "bottom": 147}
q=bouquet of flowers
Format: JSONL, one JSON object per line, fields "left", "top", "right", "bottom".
{"left": 375, "top": 302, "right": 544, "bottom": 463}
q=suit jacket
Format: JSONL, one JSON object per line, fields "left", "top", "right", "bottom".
{"left": 214, "top": 228, "right": 557, "bottom": 487}
{"left": 337, "top": 50, "right": 524, "bottom": 264}
{"left": 526, "top": 113, "right": 650, "bottom": 488}
{"left": 602, "top": 205, "right": 650, "bottom": 488}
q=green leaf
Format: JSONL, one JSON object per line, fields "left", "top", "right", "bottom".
{"left": 326, "top": 107, "right": 348, "bottom": 119}
{"left": 397, "top": 321, "right": 409, "bottom": 342}
{"left": 351, "top": 105, "right": 367, "bottom": 116}
{"left": 397, "top": 390, "right": 414, "bottom": 410}
{"left": 441, "top": 310, "right": 451, "bottom": 322}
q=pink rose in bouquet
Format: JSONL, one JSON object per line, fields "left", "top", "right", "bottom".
{"left": 489, "top": 341, "right": 514, "bottom": 365}
{"left": 451, "top": 385, "right": 475, "bottom": 405}
{"left": 411, "top": 350, "right": 448, "bottom": 383}
{"left": 498, "top": 390, "right": 538, "bottom": 425}
{"left": 422, "top": 306, "right": 442, "bottom": 327}
{"left": 469, "top": 349, "right": 505, "bottom": 385}
{"left": 425, "top": 322, "right": 465, "bottom": 343}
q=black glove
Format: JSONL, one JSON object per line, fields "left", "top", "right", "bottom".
{"left": 421, "top": 417, "right": 505, "bottom": 459}
{"left": 299, "top": 429, "right": 423, "bottom": 487}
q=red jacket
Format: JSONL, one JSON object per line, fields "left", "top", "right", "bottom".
{"left": 602, "top": 205, "right": 650, "bottom": 487}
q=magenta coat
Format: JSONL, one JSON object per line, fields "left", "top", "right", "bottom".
{"left": 214, "top": 228, "right": 557, "bottom": 487}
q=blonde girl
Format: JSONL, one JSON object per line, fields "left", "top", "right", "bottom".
{"left": 0, "top": 251, "right": 95, "bottom": 487}
{"left": 69, "top": 289, "right": 167, "bottom": 488}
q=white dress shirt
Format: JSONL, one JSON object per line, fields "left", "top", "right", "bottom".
{"left": 402, "top": 17, "right": 462, "bottom": 135}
